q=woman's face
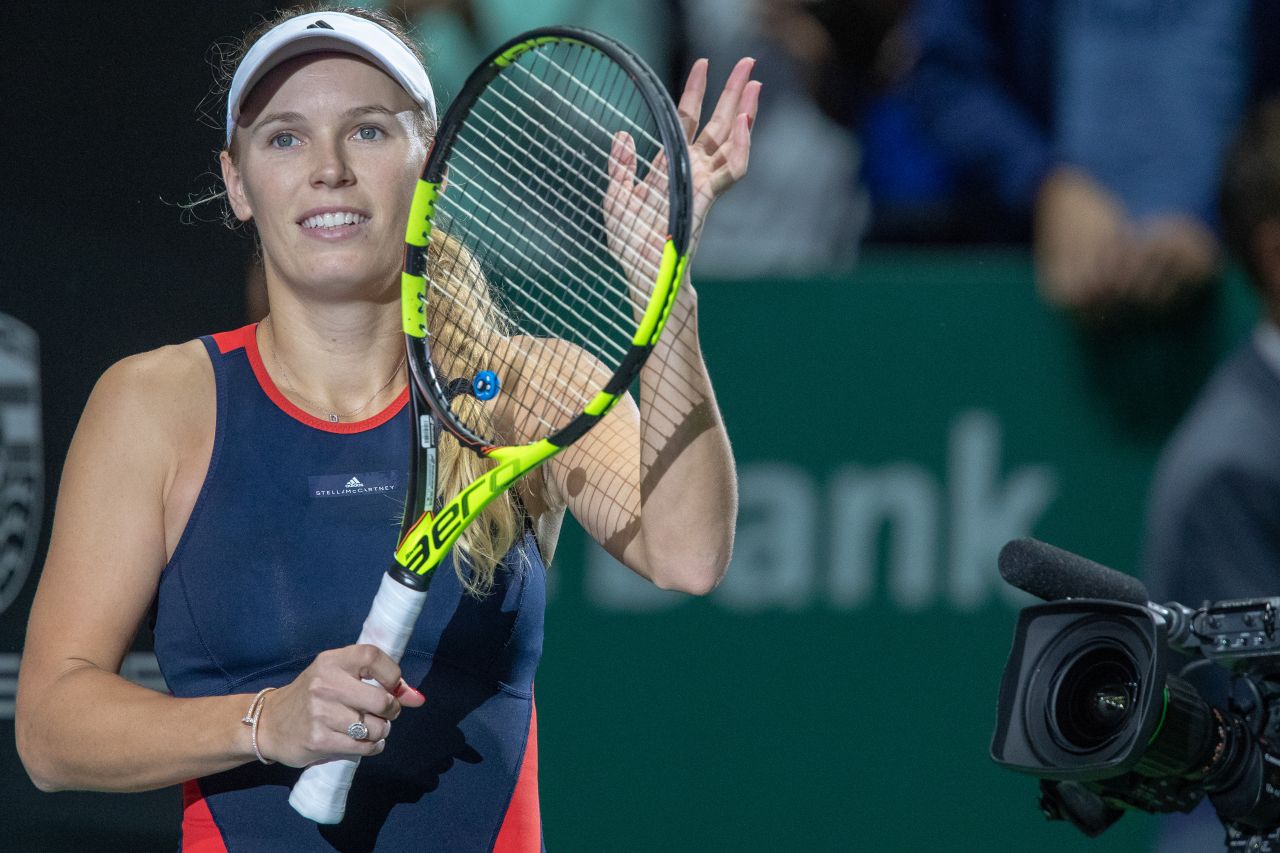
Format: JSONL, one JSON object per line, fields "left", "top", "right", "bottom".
{"left": 221, "top": 52, "right": 428, "bottom": 300}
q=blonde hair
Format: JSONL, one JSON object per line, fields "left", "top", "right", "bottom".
{"left": 426, "top": 231, "right": 527, "bottom": 596}
{"left": 222, "top": 4, "right": 527, "bottom": 595}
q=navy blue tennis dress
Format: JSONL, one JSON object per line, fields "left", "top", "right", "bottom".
{"left": 152, "top": 324, "right": 546, "bottom": 852}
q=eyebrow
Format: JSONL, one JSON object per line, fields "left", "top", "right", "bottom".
{"left": 252, "top": 104, "right": 401, "bottom": 132}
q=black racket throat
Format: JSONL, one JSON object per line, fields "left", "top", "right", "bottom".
{"left": 387, "top": 385, "right": 436, "bottom": 592}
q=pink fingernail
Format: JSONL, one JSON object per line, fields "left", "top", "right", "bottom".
{"left": 395, "top": 680, "right": 425, "bottom": 702}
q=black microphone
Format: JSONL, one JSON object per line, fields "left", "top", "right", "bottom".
{"left": 998, "top": 538, "right": 1150, "bottom": 605}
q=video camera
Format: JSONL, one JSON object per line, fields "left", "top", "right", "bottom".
{"left": 990, "top": 539, "right": 1280, "bottom": 848}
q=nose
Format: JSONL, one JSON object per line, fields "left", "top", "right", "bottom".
{"left": 310, "top": 136, "right": 355, "bottom": 189}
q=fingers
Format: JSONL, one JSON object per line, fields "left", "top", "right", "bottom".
{"left": 304, "top": 675, "right": 397, "bottom": 758}
{"left": 605, "top": 131, "right": 637, "bottom": 215}
{"left": 311, "top": 646, "right": 414, "bottom": 756}
{"left": 741, "top": 79, "right": 762, "bottom": 133}
{"left": 319, "top": 644, "right": 414, "bottom": 720}
{"left": 339, "top": 711, "right": 393, "bottom": 746}
{"left": 605, "top": 131, "right": 647, "bottom": 261}
{"left": 347, "top": 673, "right": 407, "bottom": 720}
{"left": 311, "top": 709, "right": 388, "bottom": 758}
{"left": 700, "top": 57, "right": 756, "bottom": 149}
{"left": 394, "top": 678, "right": 427, "bottom": 708}
{"left": 722, "top": 83, "right": 761, "bottom": 185}
{"left": 609, "top": 130, "right": 637, "bottom": 176}
{"left": 682, "top": 60, "right": 760, "bottom": 225}
{"left": 347, "top": 643, "right": 405, "bottom": 694}
{"left": 676, "top": 58, "right": 709, "bottom": 141}
{"left": 258, "top": 646, "right": 428, "bottom": 767}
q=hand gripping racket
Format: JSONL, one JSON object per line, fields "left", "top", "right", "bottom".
{"left": 289, "top": 26, "right": 692, "bottom": 823}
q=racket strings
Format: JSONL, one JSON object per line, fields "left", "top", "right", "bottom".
{"left": 427, "top": 40, "right": 674, "bottom": 443}
{"left": 476, "top": 44, "right": 669, "bottom": 285}
{"left": 461, "top": 89, "right": 653, "bottom": 347}
{"left": 425, "top": 202, "right": 605, "bottom": 422}
{"left": 465, "top": 57, "right": 648, "bottom": 431}
{"left": 475, "top": 75, "right": 671, "bottom": 234}
{"left": 422, "top": 235, "right": 511, "bottom": 437}
{"left": 456, "top": 96, "right": 665, "bottom": 311}
{"left": 433, "top": 173, "right": 640, "bottom": 346}
{"left": 496, "top": 50, "right": 674, "bottom": 311}
{"left": 481, "top": 68, "right": 675, "bottom": 234}
{"left": 449, "top": 119, "right": 656, "bottom": 309}
{"left": 511, "top": 48, "right": 665, "bottom": 158}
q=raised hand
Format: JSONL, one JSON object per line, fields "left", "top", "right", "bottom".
{"left": 677, "top": 57, "right": 760, "bottom": 252}
{"left": 603, "top": 58, "right": 761, "bottom": 291}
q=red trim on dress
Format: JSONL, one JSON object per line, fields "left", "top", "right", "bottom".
{"left": 494, "top": 700, "right": 542, "bottom": 853}
{"left": 231, "top": 322, "right": 408, "bottom": 434}
{"left": 211, "top": 326, "right": 251, "bottom": 355}
{"left": 181, "top": 779, "right": 231, "bottom": 853}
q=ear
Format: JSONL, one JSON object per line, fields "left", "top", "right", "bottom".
{"left": 219, "top": 149, "right": 254, "bottom": 222}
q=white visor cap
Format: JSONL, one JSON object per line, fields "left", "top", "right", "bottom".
{"left": 225, "top": 11, "right": 437, "bottom": 145}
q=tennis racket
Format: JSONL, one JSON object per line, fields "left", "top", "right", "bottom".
{"left": 288, "top": 26, "right": 692, "bottom": 824}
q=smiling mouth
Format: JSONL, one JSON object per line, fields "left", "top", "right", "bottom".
{"left": 300, "top": 211, "right": 371, "bottom": 230}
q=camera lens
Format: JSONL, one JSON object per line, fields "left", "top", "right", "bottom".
{"left": 1051, "top": 644, "right": 1139, "bottom": 751}
{"left": 995, "top": 603, "right": 1169, "bottom": 775}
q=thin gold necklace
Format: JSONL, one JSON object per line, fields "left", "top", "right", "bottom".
{"left": 261, "top": 317, "right": 405, "bottom": 423}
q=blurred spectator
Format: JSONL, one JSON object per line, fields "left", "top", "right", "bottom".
{"left": 681, "top": 0, "right": 909, "bottom": 276}
{"left": 1142, "top": 98, "right": 1280, "bottom": 853}
{"left": 902, "top": 0, "right": 1263, "bottom": 317}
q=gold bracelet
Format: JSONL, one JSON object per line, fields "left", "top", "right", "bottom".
{"left": 240, "top": 687, "right": 278, "bottom": 765}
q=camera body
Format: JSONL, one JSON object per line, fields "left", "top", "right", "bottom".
{"left": 992, "top": 593, "right": 1280, "bottom": 841}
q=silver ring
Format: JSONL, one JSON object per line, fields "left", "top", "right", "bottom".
{"left": 347, "top": 721, "right": 370, "bottom": 741}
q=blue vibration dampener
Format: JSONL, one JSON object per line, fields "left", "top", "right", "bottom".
{"left": 473, "top": 370, "right": 500, "bottom": 401}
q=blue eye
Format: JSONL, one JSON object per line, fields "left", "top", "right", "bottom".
{"left": 270, "top": 132, "right": 297, "bottom": 149}
{"left": 356, "top": 126, "right": 383, "bottom": 141}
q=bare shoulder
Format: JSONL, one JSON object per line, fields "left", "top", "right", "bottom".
{"left": 78, "top": 340, "right": 213, "bottom": 469}
{"left": 87, "top": 339, "right": 210, "bottom": 423}
{"left": 92, "top": 339, "right": 210, "bottom": 407}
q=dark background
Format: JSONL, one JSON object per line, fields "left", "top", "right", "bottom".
{"left": 3, "top": 1, "right": 264, "bottom": 465}
{"left": 3, "top": 5, "right": 271, "bottom": 849}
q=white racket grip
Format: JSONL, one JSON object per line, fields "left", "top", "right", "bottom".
{"left": 289, "top": 573, "right": 428, "bottom": 823}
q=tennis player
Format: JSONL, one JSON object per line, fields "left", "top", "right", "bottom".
{"left": 15, "top": 5, "right": 757, "bottom": 851}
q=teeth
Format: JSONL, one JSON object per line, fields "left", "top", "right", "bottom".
{"left": 301, "top": 212, "right": 369, "bottom": 229}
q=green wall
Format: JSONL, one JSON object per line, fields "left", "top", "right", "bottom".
{"left": 534, "top": 250, "right": 1258, "bottom": 851}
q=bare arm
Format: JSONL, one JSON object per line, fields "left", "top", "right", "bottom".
{"left": 16, "top": 348, "right": 254, "bottom": 790}
{"left": 552, "top": 296, "right": 737, "bottom": 595}
{"left": 16, "top": 345, "right": 420, "bottom": 792}
{"left": 540, "top": 59, "right": 760, "bottom": 593}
